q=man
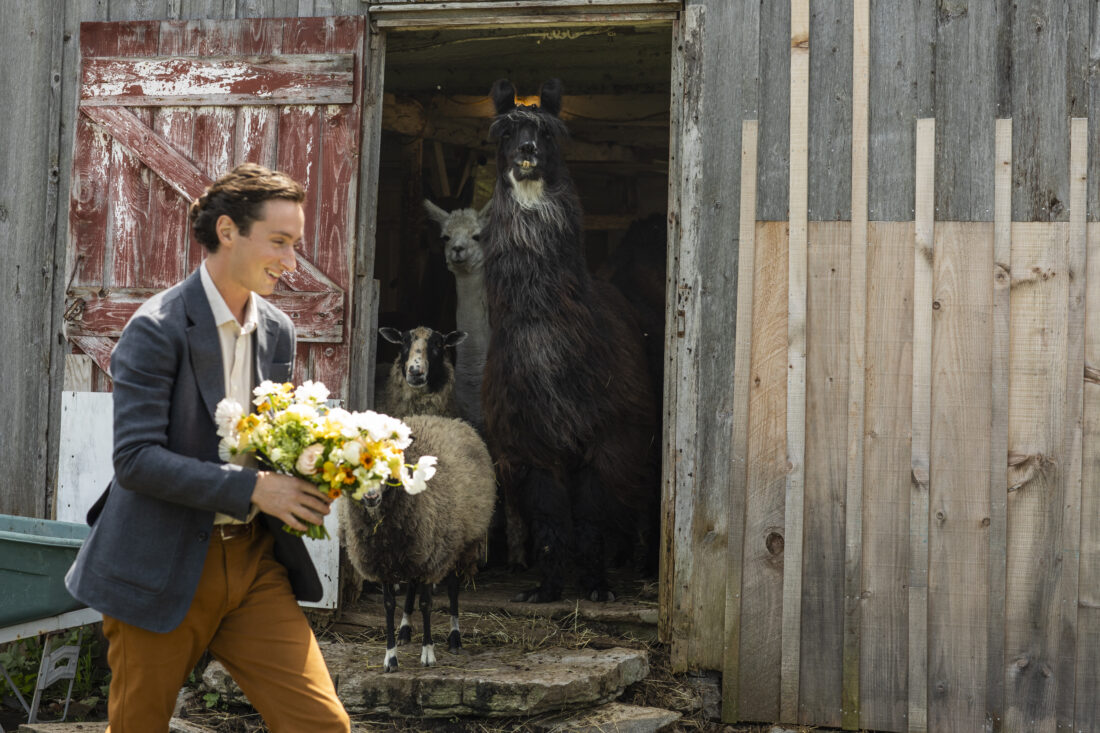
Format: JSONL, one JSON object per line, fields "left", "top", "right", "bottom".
{"left": 65, "top": 163, "right": 351, "bottom": 732}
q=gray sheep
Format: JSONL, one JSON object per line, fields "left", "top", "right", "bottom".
{"left": 340, "top": 414, "right": 496, "bottom": 672}
{"left": 374, "top": 326, "right": 466, "bottom": 419}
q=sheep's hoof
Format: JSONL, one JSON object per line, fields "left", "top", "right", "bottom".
{"left": 512, "top": 586, "right": 562, "bottom": 603}
{"left": 447, "top": 630, "right": 462, "bottom": 654}
{"left": 587, "top": 588, "right": 617, "bottom": 603}
{"left": 383, "top": 648, "right": 398, "bottom": 673}
{"left": 397, "top": 625, "right": 412, "bottom": 645}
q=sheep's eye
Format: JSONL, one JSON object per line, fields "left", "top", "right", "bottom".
{"left": 471, "top": 234, "right": 480, "bottom": 242}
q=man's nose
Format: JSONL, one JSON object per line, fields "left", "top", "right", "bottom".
{"left": 282, "top": 247, "right": 298, "bottom": 272}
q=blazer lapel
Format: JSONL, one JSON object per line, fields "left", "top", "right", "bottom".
{"left": 182, "top": 271, "right": 225, "bottom": 423}
{"left": 253, "top": 301, "right": 281, "bottom": 385}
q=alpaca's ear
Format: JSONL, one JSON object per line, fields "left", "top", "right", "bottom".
{"left": 491, "top": 79, "right": 516, "bottom": 114}
{"left": 477, "top": 201, "right": 491, "bottom": 224}
{"left": 539, "top": 79, "right": 563, "bottom": 116}
{"left": 379, "top": 327, "right": 404, "bottom": 345}
{"left": 423, "top": 199, "right": 449, "bottom": 227}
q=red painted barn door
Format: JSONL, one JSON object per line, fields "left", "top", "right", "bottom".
{"left": 66, "top": 17, "right": 365, "bottom": 399}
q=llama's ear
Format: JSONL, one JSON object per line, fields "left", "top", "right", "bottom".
{"left": 491, "top": 79, "right": 516, "bottom": 114}
{"left": 444, "top": 331, "right": 468, "bottom": 348}
{"left": 539, "top": 79, "right": 563, "bottom": 116}
{"left": 379, "top": 327, "right": 404, "bottom": 345}
{"left": 423, "top": 199, "right": 449, "bottom": 227}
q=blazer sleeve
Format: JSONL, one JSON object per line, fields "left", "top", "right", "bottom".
{"left": 110, "top": 309, "right": 256, "bottom": 518}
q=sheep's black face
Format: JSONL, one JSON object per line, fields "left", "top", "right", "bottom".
{"left": 379, "top": 326, "right": 468, "bottom": 391}
{"left": 489, "top": 79, "right": 569, "bottom": 195}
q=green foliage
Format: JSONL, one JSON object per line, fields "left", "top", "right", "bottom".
{"left": 203, "top": 691, "right": 222, "bottom": 709}
{"left": 0, "top": 627, "right": 110, "bottom": 710}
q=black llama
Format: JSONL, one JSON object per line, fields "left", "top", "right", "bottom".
{"left": 481, "top": 78, "right": 658, "bottom": 602}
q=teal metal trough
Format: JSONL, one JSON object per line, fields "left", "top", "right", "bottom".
{"left": 0, "top": 515, "right": 88, "bottom": 628}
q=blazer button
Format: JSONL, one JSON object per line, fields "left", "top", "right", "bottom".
{"left": 198, "top": 531, "right": 209, "bottom": 542}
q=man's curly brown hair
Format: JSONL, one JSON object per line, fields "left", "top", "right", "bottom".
{"left": 188, "top": 163, "right": 306, "bottom": 253}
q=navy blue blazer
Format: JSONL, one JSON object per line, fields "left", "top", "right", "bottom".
{"left": 65, "top": 269, "right": 322, "bottom": 633}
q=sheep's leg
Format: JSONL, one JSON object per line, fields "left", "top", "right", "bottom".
{"left": 398, "top": 581, "right": 418, "bottom": 646}
{"left": 512, "top": 467, "right": 569, "bottom": 603}
{"left": 419, "top": 581, "right": 436, "bottom": 667}
{"left": 446, "top": 570, "right": 462, "bottom": 653}
{"left": 382, "top": 582, "right": 399, "bottom": 672}
{"left": 573, "top": 467, "right": 615, "bottom": 602}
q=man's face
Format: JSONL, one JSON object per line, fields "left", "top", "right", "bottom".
{"left": 221, "top": 199, "right": 304, "bottom": 297}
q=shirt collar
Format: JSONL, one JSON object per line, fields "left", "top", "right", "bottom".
{"left": 200, "top": 261, "right": 258, "bottom": 334}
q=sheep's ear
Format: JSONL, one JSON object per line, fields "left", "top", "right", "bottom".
{"left": 539, "top": 79, "right": 563, "bottom": 117}
{"left": 423, "top": 199, "right": 449, "bottom": 227}
{"left": 444, "top": 331, "right": 468, "bottom": 348}
{"left": 491, "top": 79, "right": 517, "bottom": 114}
{"left": 379, "top": 327, "right": 404, "bottom": 345}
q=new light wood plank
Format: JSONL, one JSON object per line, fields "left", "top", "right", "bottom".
{"left": 723, "top": 118, "right": 758, "bottom": 723}
{"left": 909, "top": 117, "right": 935, "bottom": 733}
{"left": 738, "top": 220, "right": 789, "bottom": 722}
{"left": 800, "top": 221, "right": 850, "bottom": 728}
{"left": 64, "top": 354, "right": 94, "bottom": 392}
{"left": 781, "top": 0, "right": 809, "bottom": 720}
{"left": 927, "top": 221, "right": 993, "bottom": 733}
{"left": 1004, "top": 221, "right": 1072, "bottom": 733}
{"left": 1077, "top": 219, "right": 1100, "bottom": 731}
{"left": 843, "top": 2, "right": 868, "bottom": 727}
{"left": 986, "top": 118, "right": 1012, "bottom": 732}
{"left": 859, "top": 222, "right": 914, "bottom": 733}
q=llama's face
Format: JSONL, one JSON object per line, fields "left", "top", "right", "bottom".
{"left": 424, "top": 202, "right": 488, "bottom": 275}
{"left": 379, "top": 326, "right": 467, "bottom": 390}
{"left": 489, "top": 79, "right": 569, "bottom": 205}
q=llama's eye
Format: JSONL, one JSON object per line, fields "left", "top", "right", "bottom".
{"left": 502, "top": 132, "right": 512, "bottom": 141}
{"left": 442, "top": 235, "right": 451, "bottom": 242}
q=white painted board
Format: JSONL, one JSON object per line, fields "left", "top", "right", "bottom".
{"left": 56, "top": 391, "right": 339, "bottom": 609}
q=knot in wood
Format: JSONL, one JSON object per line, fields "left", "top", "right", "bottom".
{"left": 765, "top": 531, "right": 784, "bottom": 556}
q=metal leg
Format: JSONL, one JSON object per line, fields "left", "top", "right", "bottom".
{"left": 27, "top": 628, "right": 82, "bottom": 724}
{"left": 0, "top": 658, "right": 33, "bottom": 718}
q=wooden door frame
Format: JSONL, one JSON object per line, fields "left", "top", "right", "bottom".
{"left": 363, "top": 1, "right": 688, "bottom": 643}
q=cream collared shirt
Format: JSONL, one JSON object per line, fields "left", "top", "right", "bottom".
{"left": 200, "top": 262, "right": 261, "bottom": 525}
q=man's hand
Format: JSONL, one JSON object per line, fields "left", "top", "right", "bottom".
{"left": 251, "top": 471, "right": 333, "bottom": 532}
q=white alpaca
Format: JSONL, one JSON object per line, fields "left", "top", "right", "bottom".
{"left": 424, "top": 200, "right": 491, "bottom": 432}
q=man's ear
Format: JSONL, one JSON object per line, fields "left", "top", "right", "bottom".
{"left": 215, "top": 214, "right": 237, "bottom": 246}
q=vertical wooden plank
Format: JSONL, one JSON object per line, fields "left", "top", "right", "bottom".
{"left": 987, "top": 118, "right": 1012, "bottom": 733}
{"left": 859, "top": 221, "right": 914, "bottom": 733}
{"left": 807, "top": 0, "right": 852, "bottom": 221}
{"left": 781, "top": 0, "right": 809, "bottom": 721}
{"left": 909, "top": 117, "right": 934, "bottom": 733}
{"left": 190, "top": 105, "right": 237, "bottom": 272}
{"left": 69, "top": 115, "right": 111, "bottom": 286}
{"left": 1010, "top": 0, "right": 1070, "bottom": 222}
{"left": 799, "top": 220, "right": 850, "bottom": 728}
{"left": 234, "top": 17, "right": 281, "bottom": 169}
{"left": 842, "top": 1, "right": 868, "bottom": 727}
{"left": 723, "top": 118, "right": 757, "bottom": 724}
{"left": 668, "top": 3, "right": 705, "bottom": 672}
{"left": 928, "top": 220, "right": 993, "bottom": 733}
{"left": 1089, "top": 2, "right": 1100, "bottom": 222}
{"left": 1077, "top": 213, "right": 1100, "bottom": 732}
{"left": 1004, "top": 221, "right": 1071, "bottom": 733}
{"left": 1056, "top": 116, "right": 1086, "bottom": 733}
{"left": 277, "top": 106, "right": 322, "bottom": 274}
{"left": 756, "top": 0, "right": 790, "bottom": 221}
{"left": 738, "top": 220, "right": 788, "bottom": 722}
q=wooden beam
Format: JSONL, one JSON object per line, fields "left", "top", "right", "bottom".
{"left": 723, "top": 118, "right": 758, "bottom": 724}
{"left": 909, "top": 117, "right": 935, "bottom": 733}
{"left": 369, "top": 1, "right": 681, "bottom": 29}
{"left": 781, "top": 0, "right": 809, "bottom": 722}
{"left": 81, "top": 54, "right": 354, "bottom": 107}
{"left": 426, "top": 93, "right": 670, "bottom": 125}
{"left": 843, "top": 0, "right": 869, "bottom": 727}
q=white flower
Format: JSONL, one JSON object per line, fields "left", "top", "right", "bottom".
{"left": 325, "top": 407, "right": 360, "bottom": 438}
{"left": 401, "top": 456, "right": 437, "bottom": 495}
{"left": 339, "top": 440, "right": 362, "bottom": 466}
{"left": 217, "top": 437, "right": 236, "bottom": 462}
{"left": 252, "top": 380, "right": 283, "bottom": 406}
{"left": 281, "top": 402, "right": 318, "bottom": 423}
{"left": 215, "top": 399, "right": 244, "bottom": 439}
{"left": 294, "top": 380, "right": 330, "bottom": 404}
{"left": 296, "top": 443, "right": 325, "bottom": 476}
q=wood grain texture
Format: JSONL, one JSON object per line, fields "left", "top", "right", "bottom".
{"left": 782, "top": 0, "right": 809, "bottom": 720}
{"left": 799, "top": 221, "right": 850, "bottom": 728}
{"left": 807, "top": 0, "right": 851, "bottom": 221}
{"left": 1089, "top": 3, "right": 1100, "bottom": 221}
{"left": 756, "top": 0, "right": 790, "bottom": 221}
{"left": 723, "top": 119, "right": 757, "bottom": 724}
{"left": 738, "top": 221, "right": 788, "bottom": 722}
{"left": 859, "top": 222, "right": 914, "bottom": 733}
{"left": 927, "top": 221, "right": 993, "bottom": 733}
{"left": 1004, "top": 221, "right": 1072, "bottom": 733}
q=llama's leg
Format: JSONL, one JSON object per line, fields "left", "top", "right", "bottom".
{"left": 513, "top": 467, "right": 570, "bottom": 603}
{"left": 398, "top": 581, "right": 418, "bottom": 645}
{"left": 418, "top": 581, "right": 436, "bottom": 667}
{"left": 446, "top": 570, "right": 462, "bottom": 653}
{"left": 382, "top": 583, "right": 399, "bottom": 672}
{"left": 573, "top": 467, "right": 615, "bottom": 602}
{"left": 504, "top": 477, "right": 529, "bottom": 570}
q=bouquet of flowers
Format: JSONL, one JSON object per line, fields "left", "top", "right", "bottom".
{"left": 214, "top": 379, "right": 437, "bottom": 539}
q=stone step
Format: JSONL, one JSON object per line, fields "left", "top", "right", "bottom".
{"left": 531, "top": 702, "right": 682, "bottom": 732}
{"left": 202, "top": 642, "right": 649, "bottom": 718}
{"left": 15, "top": 719, "right": 205, "bottom": 733}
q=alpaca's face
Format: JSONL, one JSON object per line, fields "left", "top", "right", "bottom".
{"left": 439, "top": 209, "right": 487, "bottom": 274}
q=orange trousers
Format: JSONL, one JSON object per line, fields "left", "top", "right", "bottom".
{"left": 101, "top": 523, "right": 350, "bottom": 733}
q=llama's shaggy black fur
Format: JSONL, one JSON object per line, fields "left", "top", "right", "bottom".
{"left": 481, "top": 78, "right": 659, "bottom": 602}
